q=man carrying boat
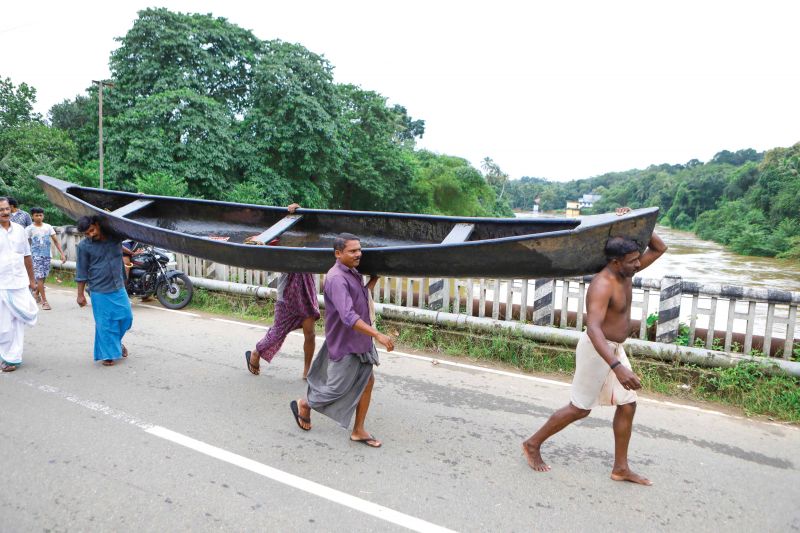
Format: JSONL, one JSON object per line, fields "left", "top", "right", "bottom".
{"left": 245, "top": 203, "right": 320, "bottom": 379}
{"left": 522, "top": 210, "right": 667, "bottom": 485}
{"left": 290, "top": 233, "right": 392, "bottom": 447}
{"left": 75, "top": 215, "right": 133, "bottom": 366}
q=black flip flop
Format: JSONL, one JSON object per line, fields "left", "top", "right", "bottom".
{"left": 245, "top": 351, "right": 259, "bottom": 375}
{"left": 350, "top": 434, "right": 382, "bottom": 448}
{"left": 290, "top": 400, "right": 311, "bottom": 431}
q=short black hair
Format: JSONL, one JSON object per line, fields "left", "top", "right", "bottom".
{"left": 7, "top": 197, "right": 18, "bottom": 207}
{"left": 605, "top": 236, "right": 640, "bottom": 261}
{"left": 30, "top": 206, "right": 44, "bottom": 214}
{"left": 334, "top": 233, "right": 359, "bottom": 252}
{"left": 76, "top": 215, "right": 101, "bottom": 233}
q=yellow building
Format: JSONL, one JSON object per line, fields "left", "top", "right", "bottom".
{"left": 565, "top": 200, "right": 581, "bottom": 217}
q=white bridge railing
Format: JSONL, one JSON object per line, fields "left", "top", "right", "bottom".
{"left": 54, "top": 227, "right": 798, "bottom": 361}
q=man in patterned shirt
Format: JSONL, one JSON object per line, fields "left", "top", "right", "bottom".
{"left": 8, "top": 197, "right": 32, "bottom": 228}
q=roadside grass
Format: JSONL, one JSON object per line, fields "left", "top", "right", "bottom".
{"left": 387, "top": 320, "right": 799, "bottom": 424}
{"left": 49, "top": 271, "right": 800, "bottom": 423}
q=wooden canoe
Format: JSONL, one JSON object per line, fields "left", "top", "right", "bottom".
{"left": 38, "top": 175, "right": 659, "bottom": 278}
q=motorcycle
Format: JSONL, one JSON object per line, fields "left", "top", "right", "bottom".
{"left": 127, "top": 244, "right": 194, "bottom": 309}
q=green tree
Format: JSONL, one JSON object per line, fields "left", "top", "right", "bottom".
{"left": 222, "top": 168, "right": 294, "bottom": 206}
{"left": 480, "top": 157, "right": 513, "bottom": 215}
{"left": 133, "top": 171, "right": 189, "bottom": 197}
{"left": 0, "top": 123, "right": 78, "bottom": 224}
{"left": 109, "top": 8, "right": 262, "bottom": 116}
{"left": 750, "top": 144, "right": 800, "bottom": 227}
{"left": 48, "top": 95, "right": 97, "bottom": 161}
{"left": 0, "top": 76, "right": 40, "bottom": 128}
{"left": 239, "top": 40, "right": 343, "bottom": 207}
{"left": 106, "top": 89, "right": 236, "bottom": 197}
{"left": 332, "top": 85, "right": 420, "bottom": 211}
{"left": 414, "top": 151, "right": 502, "bottom": 216}
{"left": 390, "top": 104, "right": 425, "bottom": 145}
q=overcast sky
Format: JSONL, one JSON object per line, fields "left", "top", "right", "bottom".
{"left": 2, "top": 0, "right": 799, "bottom": 181}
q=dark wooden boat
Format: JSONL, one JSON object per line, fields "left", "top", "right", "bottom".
{"left": 38, "top": 175, "right": 659, "bottom": 278}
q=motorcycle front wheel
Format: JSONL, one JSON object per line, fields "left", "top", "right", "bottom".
{"left": 156, "top": 273, "right": 194, "bottom": 310}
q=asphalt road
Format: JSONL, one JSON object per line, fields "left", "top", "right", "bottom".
{"left": 1, "top": 288, "right": 798, "bottom": 532}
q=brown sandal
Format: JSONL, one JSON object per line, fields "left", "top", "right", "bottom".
{"left": 42, "top": 302, "right": 52, "bottom": 310}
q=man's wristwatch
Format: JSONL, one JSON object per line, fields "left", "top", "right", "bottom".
{"left": 609, "top": 360, "right": 621, "bottom": 370}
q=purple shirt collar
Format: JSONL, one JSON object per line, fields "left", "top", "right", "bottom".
{"left": 335, "top": 259, "right": 360, "bottom": 276}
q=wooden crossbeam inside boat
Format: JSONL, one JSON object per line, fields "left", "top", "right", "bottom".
{"left": 110, "top": 199, "right": 154, "bottom": 218}
{"left": 245, "top": 214, "right": 303, "bottom": 245}
{"left": 442, "top": 223, "right": 475, "bottom": 244}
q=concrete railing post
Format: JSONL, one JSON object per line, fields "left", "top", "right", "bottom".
{"left": 656, "top": 275, "right": 682, "bottom": 343}
{"left": 428, "top": 278, "right": 449, "bottom": 312}
{"left": 533, "top": 278, "right": 555, "bottom": 326}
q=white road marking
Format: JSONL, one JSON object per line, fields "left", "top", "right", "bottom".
{"left": 17, "top": 378, "right": 455, "bottom": 533}
{"left": 147, "top": 426, "right": 455, "bottom": 533}
{"left": 56, "top": 290, "right": 795, "bottom": 428}
{"left": 19, "top": 378, "right": 153, "bottom": 430}
{"left": 136, "top": 303, "right": 201, "bottom": 317}
{"left": 212, "top": 317, "right": 267, "bottom": 330}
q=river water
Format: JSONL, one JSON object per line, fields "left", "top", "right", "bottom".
{"left": 643, "top": 226, "right": 800, "bottom": 293}
{"left": 506, "top": 217, "right": 800, "bottom": 340}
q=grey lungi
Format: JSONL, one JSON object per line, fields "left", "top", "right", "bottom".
{"left": 306, "top": 340, "right": 380, "bottom": 428}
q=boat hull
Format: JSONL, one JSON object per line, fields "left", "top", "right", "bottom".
{"left": 38, "top": 175, "right": 658, "bottom": 278}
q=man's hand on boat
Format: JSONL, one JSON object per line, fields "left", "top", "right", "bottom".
{"left": 287, "top": 203, "right": 301, "bottom": 213}
{"left": 615, "top": 206, "right": 632, "bottom": 216}
{"left": 366, "top": 275, "right": 380, "bottom": 291}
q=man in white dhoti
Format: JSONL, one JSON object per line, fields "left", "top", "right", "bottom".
{"left": 522, "top": 208, "right": 667, "bottom": 486}
{"left": 0, "top": 197, "right": 37, "bottom": 372}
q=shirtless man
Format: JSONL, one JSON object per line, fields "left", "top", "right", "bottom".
{"left": 522, "top": 209, "right": 666, "bottom": 485}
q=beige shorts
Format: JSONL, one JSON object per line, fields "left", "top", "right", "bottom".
{"left": 570, "top": 332, "right": 637, "bottom": 410}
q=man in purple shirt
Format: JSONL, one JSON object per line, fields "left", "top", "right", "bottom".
{"left": 290, "top": 233, "right": 393, "bottom": 448}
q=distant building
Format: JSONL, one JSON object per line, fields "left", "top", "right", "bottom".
{"left": 579, "top": 194, "right": 602, "bottom": 209}
{"left": 565, "top": 200, "right": 581, "bottom": 217}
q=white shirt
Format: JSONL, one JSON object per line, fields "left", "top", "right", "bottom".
{"left": 0, "top": 222, "right": 32, "bottom": 289}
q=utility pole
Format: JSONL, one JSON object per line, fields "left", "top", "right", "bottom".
{"left": 93, "top": 80, "right": 115, "bottom": 189}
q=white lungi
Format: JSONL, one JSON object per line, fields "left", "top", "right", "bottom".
{"left": 0, "top": 288, "right": 38, "bottom": 365}
{"left": 570, "top": 332, "right": 637, "bottom": 410}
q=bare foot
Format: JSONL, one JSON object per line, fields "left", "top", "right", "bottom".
{"left": 522, "top": 441, "right": 551, "bottom": 472}
{"left": 102, "top": 360, "right": 115, "bottom": 366}
{"left": 610, "top": 468, "right": 653, "bottom": 486}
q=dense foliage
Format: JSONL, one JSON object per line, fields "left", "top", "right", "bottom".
{"left": 505, "top": 147, "right": 800, "bottom": 259}
{"left": 1, "top": 8, "right": 509, "bottom": 224}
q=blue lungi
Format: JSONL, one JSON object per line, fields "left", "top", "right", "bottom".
{"left": 90, "top": 288, "right": 133, "bottom": 361}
